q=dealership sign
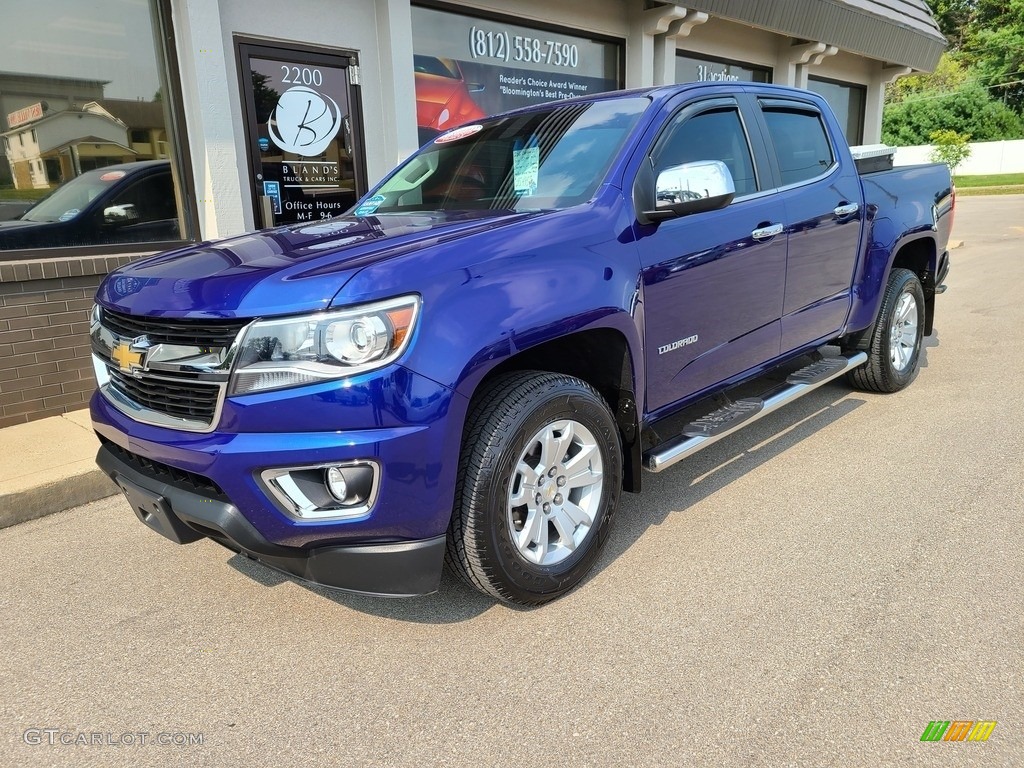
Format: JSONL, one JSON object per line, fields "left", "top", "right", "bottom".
{"left": 6, "top": 102, "right": 44, "bottom": 129}
{"left": 411, "top": 5, "right": 622, "bottom": 139}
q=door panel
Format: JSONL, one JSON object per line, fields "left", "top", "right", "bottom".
{"left": 779, "top": 183, "right": 863, "bottom": 350}
{"left": 237, "top": 40, "right": 368, "bottom": 228}
{"left": 639, "top": 197, "right": 786, "bottom": 414}
{"left": 757, "top": 103, "right": 863, "bottom": 352}
{"left": 637, "top": 100, "right": 785, "bottom": 415}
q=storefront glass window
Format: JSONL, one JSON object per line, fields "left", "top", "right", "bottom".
{"left": 807, "top": 77, "right": 866, "bottom": 144}
{"left": 0, "top": 0, "right": 189, "bottom": 253}
{"left": 676, "top": 53, "right": 771, "bottom": 84}
{"left": 411, "top": 5, "right": 623, "bottom": 144}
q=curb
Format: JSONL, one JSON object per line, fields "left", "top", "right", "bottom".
{"left": 955, "top": 187, "right": 1024, "bottom": 197}
{"left": 0, "top": 409, "right": 119, "bottom": 531}
{"left": 0, "top": 470, "right": 118, "bottom": 530}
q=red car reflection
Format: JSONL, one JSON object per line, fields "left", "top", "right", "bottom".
{"left": 414, "top": 55, "right": 486, "bottom": 142}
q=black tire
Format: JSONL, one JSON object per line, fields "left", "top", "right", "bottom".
{"left": 446, "top": 371, "right": 622, "bottom": 605}
{"left": 848, "top": 267, "right": 926, "bottom": 393}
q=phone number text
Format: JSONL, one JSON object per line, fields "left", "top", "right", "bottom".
{"left": 469, "top": 26, "right": 580, "bottom": 68}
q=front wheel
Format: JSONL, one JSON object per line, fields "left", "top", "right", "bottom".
{"left": 848, "top": 267, "right": 925, "bottom": 393}
{"left": 446, "top": 372, "right": 622, "bottom": 605}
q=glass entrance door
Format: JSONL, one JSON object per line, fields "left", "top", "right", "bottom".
{"left": 237, "top": 40, "right": 367, "bottom": 228}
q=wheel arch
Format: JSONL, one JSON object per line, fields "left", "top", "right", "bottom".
{"left": 467, "top": 327, "right": 643, "bottom": 493}
{"left": 889, "top": 234, "right": 937, "bottom": 335}
{"left": 845, "top": 232, "right": 937, "bottom": 350}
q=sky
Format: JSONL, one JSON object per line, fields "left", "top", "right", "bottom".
{"left": 2, "top": 0, "right": 162, "bottom": 101}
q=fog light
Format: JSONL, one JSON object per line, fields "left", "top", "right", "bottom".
{"left": 325, "top": 466, "right": 348, "bottom": 502}
{"left": 260, "top": 461, "right": 380, "bottom": 521}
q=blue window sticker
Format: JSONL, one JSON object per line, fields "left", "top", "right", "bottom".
{"left": 262, "top": 181, "right": 282, "bottom": 214}
{"left": 355, "top": 194, "right": 386, "bottom": 216}
{"left": 58, "top": 209, "right": 80, "bottom": 222}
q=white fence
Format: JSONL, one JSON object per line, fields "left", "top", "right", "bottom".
{"left": 893, "top": 139, "right": 1024, "bottom": 175}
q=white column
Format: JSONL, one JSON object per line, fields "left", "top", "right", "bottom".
{"left": 776, "top": 41, "right": 826, "bottom": 88}
{"left": 375, "top": 0, "right": 419, "bottom": 173}
{"left": 654, "top": 11, "right": 708, "bottom": 86}
{"left": 170, "top": 0, "right": 248, "bottom": 238}
{"left": 627, "top": 1, "right": 688, "bottom": 88}
{"left": 864, "top": 65, "right": 912, "bottom": 144}
{"left": 802, "top": 44, "right": 839, "bottom": 88}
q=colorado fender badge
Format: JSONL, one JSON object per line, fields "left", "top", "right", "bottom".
{"left": 658, "top": 335, "right": 699, "bottom": 355}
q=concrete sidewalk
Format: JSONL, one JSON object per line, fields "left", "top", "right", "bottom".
{"left": 0, "top": 408, "right": 116, "bottom": 530}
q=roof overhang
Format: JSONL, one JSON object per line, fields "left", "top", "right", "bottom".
{"left": 44, "top": 137, "right": 136, "bottom": 155}
{"left": 667, "top": 0, "right": 946, "bottom": 71}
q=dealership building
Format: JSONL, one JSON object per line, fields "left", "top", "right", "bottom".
{"left": 0, "top": 0, "right": 944, "bottom": 424}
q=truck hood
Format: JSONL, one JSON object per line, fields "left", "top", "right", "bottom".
{"left": 95, "top": 210, "right": 532, "bottom": 318}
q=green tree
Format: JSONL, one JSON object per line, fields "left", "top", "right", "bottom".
{"left": 886, "top": 52, "right": 969, "bottom": 105}
{"left": 967, "top": 29, "right": 1024, "bottom": 112}
{"left": 928, "top": 129, "right": 972, "bottom": 172}
{"left": 960, "top": 0, "right": 1024, "bottom": 112}
{"left": 926, "top": 0, "right": 975, "bottom": 47}
{"left": 882, "top": 80, "right": 1024, "bottom": 144}
{"left": 251, "top": 72, "right": 279, "bottom": 123}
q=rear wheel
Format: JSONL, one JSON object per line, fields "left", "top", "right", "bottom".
{"left": 848, "top": 267, "right": 925, "bottom": 393}
{"left": 446, "top": 372, "right": 622, "bottom": 605}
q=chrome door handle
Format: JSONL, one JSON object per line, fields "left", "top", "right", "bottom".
{"left": 834, "top": 202, "right": 860, "bottom": 218}
{"left": 751, "top": 223, "right": 784, "bottom": 241}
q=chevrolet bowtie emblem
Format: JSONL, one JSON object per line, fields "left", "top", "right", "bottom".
{"left": 111, "top": 341, "right": 145, "bottom": 374}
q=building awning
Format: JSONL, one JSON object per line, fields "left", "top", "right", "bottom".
{"left": 44, "top": 136, "right": 136, "bottom": 156}
{"left": 97, "top": 99, "right": 165, "bottom": 130}
{"left": 671, "top": 0, "right": 946, "bottom": 71}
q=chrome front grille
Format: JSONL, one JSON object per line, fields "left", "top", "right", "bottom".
{"left": 107, "top": 368, "right": 221, "bottom": 423}
{"left": 101, "top": 308, "right": 248, "bottom": 348}
{"left": 92, "top": 307, "right": 249, "bottom": 433}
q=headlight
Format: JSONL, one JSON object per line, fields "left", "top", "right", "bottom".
{"left": 230, "top": 295, "right": 420, "bottom": 395}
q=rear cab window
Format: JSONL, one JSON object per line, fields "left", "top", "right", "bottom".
{"left": 759, "top": 102, "right": 835, "bottom": 186}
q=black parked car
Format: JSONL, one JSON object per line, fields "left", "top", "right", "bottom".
{"left": 0, "top": 160, "right": 179, "bottom": 250}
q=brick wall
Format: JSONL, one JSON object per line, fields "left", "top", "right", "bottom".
{"left": 0, "top": 255, "right": 142, "bottom": 428}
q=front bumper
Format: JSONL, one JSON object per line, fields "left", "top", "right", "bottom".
{"left": 90, "top": 361, "right": 471, "bottom": 596}
{"left": 98, "top": 442, "right": 446, "bottom": 596}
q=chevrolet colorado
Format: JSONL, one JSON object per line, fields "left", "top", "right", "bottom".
{"left": 90, "top": 83, "right": 953, "bottom": 605}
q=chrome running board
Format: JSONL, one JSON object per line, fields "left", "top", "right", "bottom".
{"left": 643, "top": 351, "right": 867, "bottom": 473}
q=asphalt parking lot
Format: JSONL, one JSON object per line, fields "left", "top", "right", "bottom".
{"left": 2, "top": 195, "right": 1021, "bottom": 767}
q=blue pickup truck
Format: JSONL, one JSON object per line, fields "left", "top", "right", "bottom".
{"left": 90, "top": 83, "right": 953, "bottom": 605}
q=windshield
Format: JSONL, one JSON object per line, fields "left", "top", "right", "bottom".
{"left": 20, "top": 167, "right": 128, "bottom": 223}
{"left": 364, "top": 96, "right": 649, "bottom": 215}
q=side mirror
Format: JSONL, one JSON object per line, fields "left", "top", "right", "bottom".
{"left": 104, "top": 203, "right": 139, "bottom": 226}
{"left": 639, "top": 160, "right": 736, "bottom": 223}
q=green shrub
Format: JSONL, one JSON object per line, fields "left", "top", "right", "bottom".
{"left": 928, "top": 129, "right": 972, "bottom": 173}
